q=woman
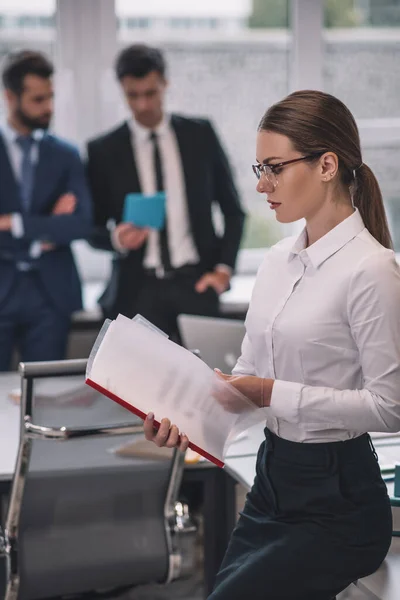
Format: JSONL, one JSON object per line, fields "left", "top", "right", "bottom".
{"left": 144, "top": 90, "right": 400, "bottom": 599}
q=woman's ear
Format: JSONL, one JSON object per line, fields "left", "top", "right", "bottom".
{"left": 319, "top": 152, "right": 339, "bottom": 182}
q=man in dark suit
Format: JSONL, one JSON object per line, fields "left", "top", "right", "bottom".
{"left": 87, "top": 44, "right": 245, "bottom": 338}
{"left": 0, "top": 51, "right": 92, "bottom": 371}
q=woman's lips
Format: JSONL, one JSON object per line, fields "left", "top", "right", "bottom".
{"left": 268, "top": 201, "right": 281, "bottom": 210}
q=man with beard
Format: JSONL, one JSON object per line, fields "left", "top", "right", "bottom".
{"left": 0, "top": 51, "right": 92, "bottom": 371}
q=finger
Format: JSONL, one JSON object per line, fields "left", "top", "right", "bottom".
{"left": 119, "top": 227, "right": 134, "bottom": 244}
{"left": 195, "top": 276, "right": 210, "bottom": 293}
{"left": 165, "top": 424, "right": 180, "bottom": 448}
{"left": 130, "top": 238, "right": 144, "bottom": 250}
{"left": 214, "top": 369, "right": 230, "bottom": 380}
{"left": 117, "top": 222, "right": 134, "bottom": 233}
{"left": 178, "top": 433, "right": 190, "bottom": 453}
{"left": 118, "top": 230, "right": 131, "bottom": 245}
{"left": 53, "top": 200, "right": 75, "bottom": 215}
{"left": 211, "top": 282, "right": 223, "bottom": 295}
{"left": 120, "top": 230, "right": 139, "bottom": 248}
{"left": 153, "top": 418, "right": 172, "bottom": 447}
{"left": 143, "top": 412, "right": 156, "bottom": 440}
{"left": 41, "top": 243, "right": 55, "bottom": 252}
{"left": 62, "top": 203, "right": 75, "bottom": 214}
{"left": 130, "top": 231, "right": 148, "bottom": 249}
{"left": 116, "top": 223, "right": 135, "bottom": 242}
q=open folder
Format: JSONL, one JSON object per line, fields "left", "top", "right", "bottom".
{"left": 85, "top": 314, "right": 260, "bottom": 467}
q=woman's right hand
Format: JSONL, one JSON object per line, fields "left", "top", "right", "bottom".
{"left": 143, "top": 412, "right": 190, "bottom": 452}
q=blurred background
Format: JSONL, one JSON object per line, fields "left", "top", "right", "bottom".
{"left": 1, "top": 0, "right": 399, "bottom": 258}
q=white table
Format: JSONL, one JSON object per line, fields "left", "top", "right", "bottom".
{"left": 0, "top": 373, "right": 20, "bottom": 482}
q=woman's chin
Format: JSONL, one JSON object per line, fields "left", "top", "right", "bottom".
{"left": 275, "top": 211, "right": 298, "bottom": 224}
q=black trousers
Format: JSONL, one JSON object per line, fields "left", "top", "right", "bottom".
{"left": 208, "top": 429, "right": 392, "bottom": 600}
{"left": 135, "top": 268, "right": 220, "bottom": 340}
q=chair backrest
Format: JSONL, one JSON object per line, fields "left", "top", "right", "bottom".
{"left": 178, "top": 314, "right": 245, "bottom": 372}
{"left": 2, "top": 360, "right": 186, "bottom": 600}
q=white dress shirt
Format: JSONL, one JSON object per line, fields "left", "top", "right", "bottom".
{"left": 0, "top": 122, "right": 43, "bottom": 256}
{"left": 126, "top": 115, "right": 200, "bottom": 270}
{"left": 112, "top": 116, "right": 231, "bottom": 276}
{"left": 1, "top": 121, "right": 43, "bottom": 177}
{"left": 234, "top": 209, "right": 400, "bottom": 442}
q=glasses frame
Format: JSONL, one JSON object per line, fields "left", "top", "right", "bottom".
{"left": 252, "top": 153, "right": 323, "bottom": 185}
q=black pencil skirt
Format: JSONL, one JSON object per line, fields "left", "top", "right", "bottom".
{"left": 208, "top": 429, "right": 392, "bottom": 600}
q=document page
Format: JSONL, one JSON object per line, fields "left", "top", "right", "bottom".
{"left": 86, "top": 314, "right": 260, "bottom": 466}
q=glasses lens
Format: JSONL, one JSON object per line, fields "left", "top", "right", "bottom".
{"left": 252, "top": 165, "right": 278, "bottom": 189}
{"left": 262, "top": 166, "right": 277, "bottom": 190}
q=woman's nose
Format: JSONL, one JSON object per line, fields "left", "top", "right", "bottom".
{"left": 256, "top": 178, "right": 267, "bottom": 194}
{"left": 257, "top": 174, "right": 275, "bottom": 195}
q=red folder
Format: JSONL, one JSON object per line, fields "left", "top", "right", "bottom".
{"left": 86, "top": 378, "right": 224, "bottom": 468}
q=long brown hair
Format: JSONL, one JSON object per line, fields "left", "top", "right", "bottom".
{"left": 258, "top": 90, "right": 393, "bottom": 249}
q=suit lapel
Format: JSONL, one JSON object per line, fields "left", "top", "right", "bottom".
{"left": 116, "top": 122, "right": 142, "bottom": 197}
{"left": 170, "top": 115, "right": 198, "bottom": 227}
{"left": 30, "top": 134, "right": 55, "bottom": 212}
{"left": 0, "top": 133, "right": 23, "bottom": 212}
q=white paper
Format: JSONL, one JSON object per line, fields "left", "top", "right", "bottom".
{"left": 86, "top": 314, "right": 260, "bottom": 464}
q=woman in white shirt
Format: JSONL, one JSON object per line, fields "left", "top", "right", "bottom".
{"left": 144, "top": 90, "right": 400, "bottom": 599}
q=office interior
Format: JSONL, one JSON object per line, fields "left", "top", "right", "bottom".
{"left": 0, "top": 0, "right": 400, "bottom": 599}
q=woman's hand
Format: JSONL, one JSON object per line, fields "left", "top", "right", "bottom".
{"left": 143, "top": 412, "right": 190, "bottom": 452}
{"left": 214, "top": 370, "right": 274, "bottom": 408}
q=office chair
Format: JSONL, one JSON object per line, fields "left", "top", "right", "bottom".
{"left": 0, "top": 359, "right": 196, "bottom": 600}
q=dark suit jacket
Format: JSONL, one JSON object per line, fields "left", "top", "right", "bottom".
{"left": 87, "top": 115, "right": 245, "bottom": 318}
{"left": 0, "top": 132, "right": 92, "bottom": 315}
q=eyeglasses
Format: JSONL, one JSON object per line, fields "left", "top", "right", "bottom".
{"left": 252, "top": 153, "right": 323, "bottom": 190}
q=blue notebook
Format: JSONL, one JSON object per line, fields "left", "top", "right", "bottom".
{"left": 122, "top": 192, "right": 166, "bottom": 230}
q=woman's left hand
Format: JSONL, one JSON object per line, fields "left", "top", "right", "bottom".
{"left": 214, "top": 370, "right": 274, "bottom": 408}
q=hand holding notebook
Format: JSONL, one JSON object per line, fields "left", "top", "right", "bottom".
{"left": 85, "top": 314, "right": 263, "bottom": 467}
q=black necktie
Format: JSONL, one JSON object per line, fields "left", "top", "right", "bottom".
{"left": 150, "top": 131, "right": 171, "bottom": 271}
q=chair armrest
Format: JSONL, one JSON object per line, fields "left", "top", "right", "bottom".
{"left": 24, "top": 421, "right": 144, "bottom": 441}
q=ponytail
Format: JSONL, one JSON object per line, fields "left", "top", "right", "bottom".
{"left": 259, "top": 90, "right": 394, "bottom": 249}
{"left": 353, "top": 163, "right": 393, "bottom": 249}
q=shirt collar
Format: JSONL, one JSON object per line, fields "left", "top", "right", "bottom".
{"left": 288, "top": 209, "right": 366, "bottom": 269}
{"left": 1, "top": 121, "right": 45, "bottom": 144}
{"left": 128, "top": 113, "right": 170, "bottom": 142}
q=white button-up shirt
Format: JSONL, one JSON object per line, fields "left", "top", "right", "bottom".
{"left": 0, "top": 121, "right": 43, "bottom": 179}
{"left": 234, "top": 209, "right": 400, "bottom": 442}
{"left": 128, "top": 115, "right": 200, "bottom": 270}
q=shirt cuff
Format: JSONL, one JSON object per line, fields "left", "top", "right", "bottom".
{"left": 215, "top": 263, "right": 232, "bottom": 276}
{"left": 269, "top": 379, "right": 303, "bottom": 423}
{"left": 30, "top": 241, "right": 42, "bottom": 259}
{"left": 111, "top": 225, "right": 128, "bottom": 255}
{"left": 11, "top": 213, "right": 24, "bottom": 239}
